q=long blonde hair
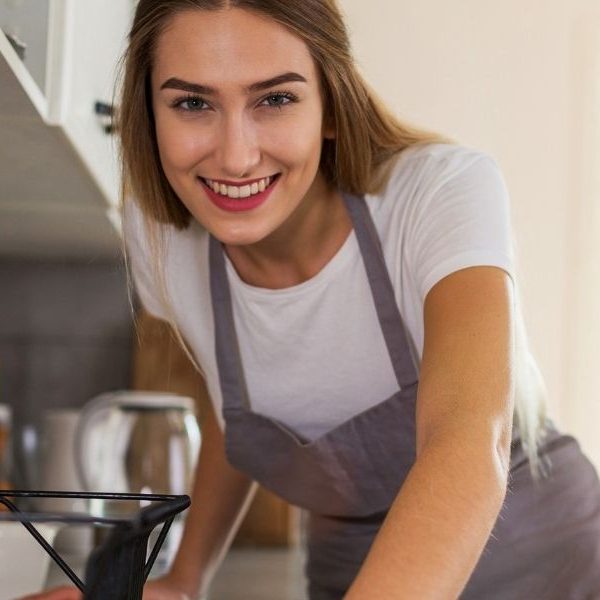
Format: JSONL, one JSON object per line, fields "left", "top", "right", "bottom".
{"left": 116, "top": 0, "right": 547, "bottom": 477}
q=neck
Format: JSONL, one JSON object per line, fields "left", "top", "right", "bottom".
{"left": 224, "top": 179, "right": 352, "bottom": 289}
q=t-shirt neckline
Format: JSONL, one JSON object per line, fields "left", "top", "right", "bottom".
{"left": 223, "top": 228, "right": 358, "bottom": 300}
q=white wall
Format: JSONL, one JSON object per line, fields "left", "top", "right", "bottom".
{"left": 339, "top": 0, "right": 600, "bottom": 468}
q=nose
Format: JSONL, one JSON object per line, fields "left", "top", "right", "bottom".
{"left": 216, "top": 113, "right": 261, "bottom": 179}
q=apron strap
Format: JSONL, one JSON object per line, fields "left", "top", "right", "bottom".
{"left": 341, "top": 192, "right": 419, "bottom": 387}
{"left": 209, "top": 235, "right": 252, "bottom": 411}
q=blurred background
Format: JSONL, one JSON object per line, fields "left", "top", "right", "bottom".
{"left": 0, "top": 0, "right": 599, "bottom": 596}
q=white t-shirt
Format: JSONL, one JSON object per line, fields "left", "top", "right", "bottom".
{"left": 124, "top": 142, "right": 515, "bottom": 438}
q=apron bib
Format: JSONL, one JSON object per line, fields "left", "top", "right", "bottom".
{"left": 209, "top": 191, "right": 600, "bottom": 599}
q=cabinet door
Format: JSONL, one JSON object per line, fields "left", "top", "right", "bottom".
{"left": 0, "top": 0, "right": 135, "bottom": 208}
{"left": 59, "top": 0, "right": 134, "bottom": 209}
{"left": 0, "top": 0, "right": 50, "bottom": 95}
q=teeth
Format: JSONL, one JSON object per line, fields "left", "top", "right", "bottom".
{"left": 204, "top": 176, "right": 274, "bottom": 199}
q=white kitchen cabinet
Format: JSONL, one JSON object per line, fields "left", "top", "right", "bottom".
{"left": 0, "top": 0, "right": 50, "bottom": 95}
{"left": 0, "top": 0, "right": 135, "bottom": 258}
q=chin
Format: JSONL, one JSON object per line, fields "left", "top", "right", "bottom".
{"left": 209, "top": 223, "right": 272, "bottom": 247}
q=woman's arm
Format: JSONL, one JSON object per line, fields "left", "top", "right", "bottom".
{"left": 345, "top": 265, "right": 515, "bottom": 599}
{"left": 165, "top": 392, "right": 258, "bottom": 599}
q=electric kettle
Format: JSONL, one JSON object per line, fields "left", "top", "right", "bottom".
{"left": 75, "top": 391, "right": 201, "bottom": 501}
{"left": 74, "top": 390, "right": 201, "bottom": 570}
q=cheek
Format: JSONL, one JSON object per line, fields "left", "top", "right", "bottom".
{"left": 155, "top": 115, "right": 208, "bottom": 172}
{"left": 262, "top": 116, "right": 324, "bottom": 168}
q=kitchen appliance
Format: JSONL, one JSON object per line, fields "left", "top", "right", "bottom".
{"left": 37, "top": 409, "right": 93, "bottom": 558}
{"left": 39, "top": 409, "right": 82, "bottom": 493}
{"left": 74, "top": 391, "right": 201, "bottom": 568}
{"left": 75, "top": 390, "right": 200, "bottom": 497}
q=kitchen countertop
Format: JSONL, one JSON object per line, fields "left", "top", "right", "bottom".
{"left": 45, "top": 545, "right": 308, "bottom": 599}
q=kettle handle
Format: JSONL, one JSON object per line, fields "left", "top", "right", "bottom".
{"left": 74, "top": 391, "right": 123, "bottom": 491}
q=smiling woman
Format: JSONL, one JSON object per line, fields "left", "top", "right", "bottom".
{"left": 148, "top": 7, "right": 342, "bottom": 255}
{"left": 28, "top": 2, "right": 600, "bottom": 600}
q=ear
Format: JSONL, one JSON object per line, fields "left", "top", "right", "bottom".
{"left": 323, "top": 125, "right": 336, "bottom": 140}
{"left": 322, "top": 113, "right": 336, "bottom": 140}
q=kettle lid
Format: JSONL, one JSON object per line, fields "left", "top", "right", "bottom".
{"left": 107, "top": 391, "right": 195, "bottom": 412}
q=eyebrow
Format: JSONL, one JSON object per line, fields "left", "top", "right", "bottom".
{"left": 160, "top": 71, "right": 308, "bottom": 95}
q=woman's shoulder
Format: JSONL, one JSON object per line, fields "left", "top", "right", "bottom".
{"left": 368, "top": 142, "right": 505, "bottom": 217}
{"left": 386, "top": 142, "right": 500, "bottom": 188}
{"left": 366, "top": 140, "right": 512, "bottom": 259}
{"left": 370, "top": 142, "right": 514, "bottom": 309}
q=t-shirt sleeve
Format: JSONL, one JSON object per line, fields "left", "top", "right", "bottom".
{"left": 407, "top": 152, "right": 516, "bottom": 304}
{"left": 121, "top": 199, "right": 169, "bottom": 321}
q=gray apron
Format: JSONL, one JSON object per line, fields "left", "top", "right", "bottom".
{"left": 209, "top": 191, "right": 600, "bottom": 599}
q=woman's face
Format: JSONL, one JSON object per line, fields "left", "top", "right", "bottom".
{"left": 151, "top": 8, "right": 334, "bottom": 246}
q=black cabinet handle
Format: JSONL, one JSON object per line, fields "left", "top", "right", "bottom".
{"left": 94, "top": 101, "right": 117, "bottom": 135}
{"left": 94, "top": 101, "right": 114, "bottom": 116}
